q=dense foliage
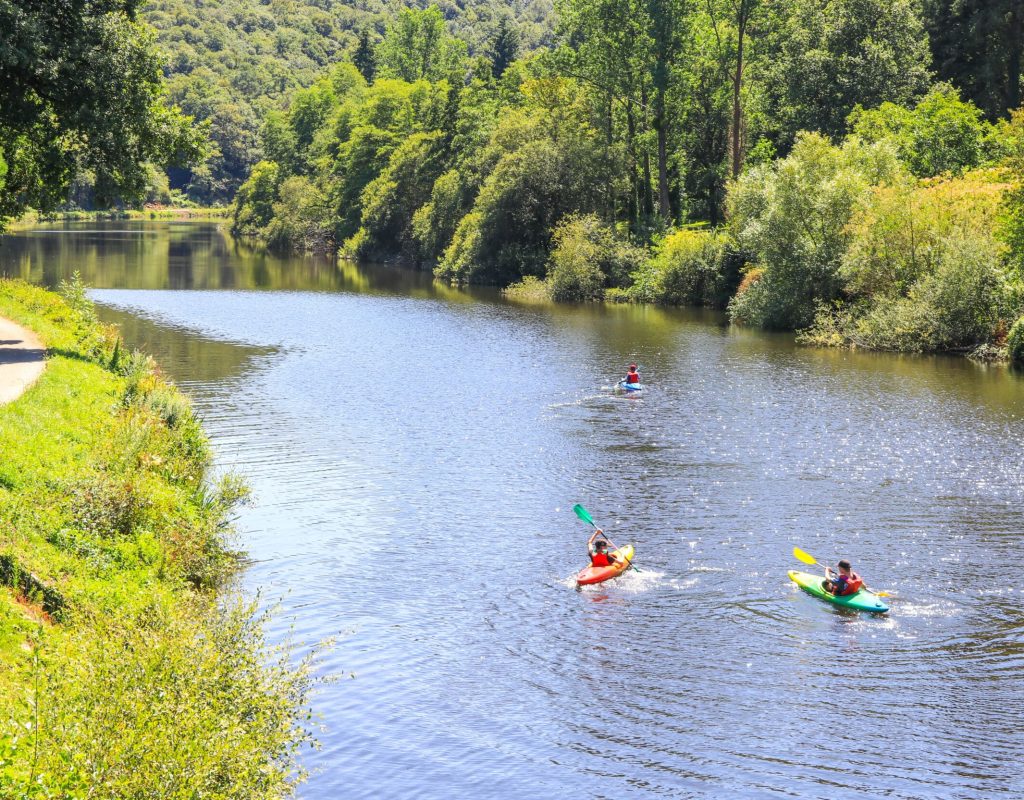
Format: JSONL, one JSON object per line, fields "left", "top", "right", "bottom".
{"left": 142, "top": 0, "right": 554, "bottom": 203}
{"left": 1009, "top": 315, "right": 1024, "bottom": 363}
{"left": 0, "top": 280, "right": 319, "bottom": 797}
{"left": 925, "top": 0, "right": 1024, "bottom": 119}
{"left": 0, "top": 0, "right": 203, "bottom": 225}
{"left": 8, "top": 0, "right": 1024, "bottom": 357}
{"left": 231, "top": 0, "right": 939, "bottom": 249}
{"left": 227, "top": 0, "right": 1024, "bottom": 356}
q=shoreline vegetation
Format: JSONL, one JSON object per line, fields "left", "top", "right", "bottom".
{"left": 219, "top": 5, "right": 1024, "bottom": 364}
{"left": 0, "top": 278, "right": 319, "bottom": 799}
{"left": 11, "top": 206, "right": 231, "bottom": 230}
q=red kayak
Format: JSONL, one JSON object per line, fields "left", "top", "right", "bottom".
{"left": 575, "top": 545, "right": 635, "bottom": 586}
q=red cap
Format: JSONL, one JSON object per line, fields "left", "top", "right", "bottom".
{"left": 629, "top": 363, "right": 637, "bottom": 370}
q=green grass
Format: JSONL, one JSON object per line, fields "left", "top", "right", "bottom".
{"left": 0, "top": 279, "right": 318, "bottom": 799}
{"left": 10, "top": 206, "right": 231, "bottom": 230}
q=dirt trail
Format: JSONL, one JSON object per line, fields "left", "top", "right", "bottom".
{"left": 0, "top": 316, "right": 45, "bottom": 405}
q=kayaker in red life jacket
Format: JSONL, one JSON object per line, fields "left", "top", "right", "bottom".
{"left": 823, "top": 559, "right": 864, "bottom": 596}
{"left": 588, "top": 529, "right": 621, "bottom": 568}
{"left": 625, "top": 364, "right": 641, "bottom": 385}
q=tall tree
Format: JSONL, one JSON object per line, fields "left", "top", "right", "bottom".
{"left": 0, "top": 0, "right": 203, "bottom": 222}
{"left": 491, "top": 17, "right": 521, "bottom": 79}
{"left": 555, "top": 0, "right": 656, "bottom": 229}
{"left": 649, "top": 0, "right": 691, "bottom": 220}
{"left": 726, "top": 0, "right": 759, "bottom": 178}
{"left": 556, "top": 0, "right": 689, "bottom": 225}
{"left": 353, "top": 30, "right": 378, "bottom": 84}
{"left": 377, "top": 7, "right": 468, "bottom": 84}
{"left": 761, "top": 0, "right": 932, "bottom": 147}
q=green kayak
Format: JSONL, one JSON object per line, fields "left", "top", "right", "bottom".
{"left": 788, "top": 570, "right": 889, "bottom": 614}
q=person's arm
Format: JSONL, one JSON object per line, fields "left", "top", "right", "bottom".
{"left": 587, "top": 528, "right": 603, "bottom": 548}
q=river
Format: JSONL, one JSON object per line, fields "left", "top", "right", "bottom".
{"left": 3, "top": 220, "right": 1024, "bottom": 799}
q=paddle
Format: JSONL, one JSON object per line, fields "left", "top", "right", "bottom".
{"left": 573, "top": 504, "right": 640, "bottom": 572}
{"left": 792, "top": 546, "right": 891, "bottom": 597}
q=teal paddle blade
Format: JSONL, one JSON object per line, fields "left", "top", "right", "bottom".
{"left": 573, "top": 504, "right": 595, "bottom": 527}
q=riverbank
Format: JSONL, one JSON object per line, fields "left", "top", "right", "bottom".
{"left": 11, "top": 206, "right": 230, "bottom": 230}
{"left": 0, "top": 279, "right": 316, "bottom": 798}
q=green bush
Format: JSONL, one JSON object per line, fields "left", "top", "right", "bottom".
{"left": 349, "top": 132, "right": 447, "bottom": 262}
{"left": 849, "top": 84, "right": 992, "bottom": 177}
{"left": 727, "top": 133, "right": 903, "bottom": 328}
{"left": 1, "top": 601, "right": 321, "bottom": 799}
{"left": 639, "top": 228, "right": 733, "bottom": 307}
{"left": 265, "top": 176, "right": 332, "bottom": 252}
{"left": 925, "top": 235, "right": 1004, "bottom": 348}
{"left": 1008, "top": 316, "right": 1024, "bottom": 363}
{"left": 435, "top": 211, "right": 483, "bottom": 284}
{"left": 142, "top": 385, "right": 193, "bottom": 430}
{"left": 805, "top": 231, "right": 1005, "bottom": 351}
{"left": 544, "top": 214, "right": 645, "bottom": 302}
{"left": 502, "top": 275, "right": 552, "bottom": 302}
{"left": 413, "top": 170, "right": 472, "bottom": 263}
{"left": 67, "top": 476, "right": 150, "bottom": 539}
{"left": 231, "top": 160, "right": 280, "bottom": 237}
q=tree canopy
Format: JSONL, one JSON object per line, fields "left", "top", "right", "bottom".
{"left": 0, "top": 0, "right": 203, "bottom": 221}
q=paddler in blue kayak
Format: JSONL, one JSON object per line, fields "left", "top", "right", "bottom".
{"left": 587, "top": 529, "right": 622, "bottom": 568}
{"left": 823, "top": 559, "right": 864, "bottom": 596}
{"left": 624, "top": 363, "right": 641, "bottom": 385}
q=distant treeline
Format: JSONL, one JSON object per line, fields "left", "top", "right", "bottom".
{"left": 4, "top": 0, "right": 1024, "bottom": 358}
{"left": 145, "top": 0, "right": 556, "bottom": 204}
{"left": 146, "top": 0, "right": 1024, "bottom": 208}
{"left": 230, "top": 2, "right": 1024, "bottom": 359}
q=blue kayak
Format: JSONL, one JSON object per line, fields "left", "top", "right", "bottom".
{"left": 616, "top": 380, "right": 644, "bottom": 392}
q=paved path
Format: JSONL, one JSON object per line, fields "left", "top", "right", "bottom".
{"left": 0, "top": 316, "right": 45, "bottom": 405}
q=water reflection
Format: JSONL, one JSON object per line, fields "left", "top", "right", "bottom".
{"left": 98, "top": 306, "right": 276, "bottom": 386}
{"left": 0, "top": 220, "right": 461, "bottom": 297}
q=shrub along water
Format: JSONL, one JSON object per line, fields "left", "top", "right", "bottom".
{"left": 1009, "top": 316, "right": 1024, "bottom": 364}
{"left": 628, "top": 228, "right": 738, "bottom": 308}
{"left": 0, "top": 278, "right": 319, "bottom": 798}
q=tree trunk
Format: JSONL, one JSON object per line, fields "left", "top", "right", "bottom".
{"left": 641, "top": 84, "right": 655, "bottom": 219}
{"left": 656, "top": 85, "right": 670, "bottom": 221}
{"left": 1008, "top": 0, "right": 1022, "bottom": 112}
{"left": 731, "top": 1, "right": 746, "bottom": 179}
{"left": 626, "top": 102, "right": 641, "bottom": 233}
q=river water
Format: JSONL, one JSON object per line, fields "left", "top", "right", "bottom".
{"left": 3, "top": 221, "right": 1024, "bottom": 799}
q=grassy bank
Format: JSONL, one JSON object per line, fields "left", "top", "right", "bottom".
{"left": 0, "top": 279, "right": 317, "bottom": 798}
{"left": 11, "top": 207, "right": 231, "bottom": 230}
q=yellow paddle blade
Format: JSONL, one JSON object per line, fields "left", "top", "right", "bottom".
{"left": 793, "top": 546, "right": 818, "bottom": 565}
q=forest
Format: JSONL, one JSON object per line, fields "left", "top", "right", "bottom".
{"left": 224, "top": 0, "right": 1024, "bottom": 360}
{"left": 144, "top": 0, "right": 555, "bottom": 203}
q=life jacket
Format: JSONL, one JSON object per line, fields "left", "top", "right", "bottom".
{"left": 837, "top": 572, "right": 863, "bottom": 595}
{"left": 591, "top": 550, "right": 612, "bottom": 567}
{"left": 626, "top": 371, "right": 640, "bottom": 384}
